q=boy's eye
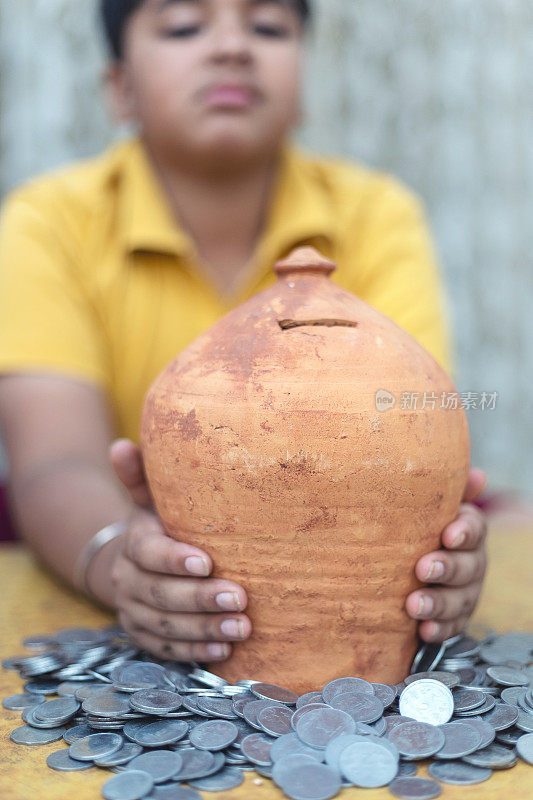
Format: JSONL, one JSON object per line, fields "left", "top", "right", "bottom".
{"left": 253, "top": 23, "right": 290, "bottom": 38}
{"left": 164, "top": 25, "right": 201, "bottom": 38}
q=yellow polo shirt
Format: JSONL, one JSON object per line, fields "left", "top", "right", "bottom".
{"left": 0, "top": 136, "right": 454, "bottom": 444}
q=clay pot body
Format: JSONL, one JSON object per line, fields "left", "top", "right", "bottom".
{"left": 141, "top": 247, "right": 470, "bottom": 693}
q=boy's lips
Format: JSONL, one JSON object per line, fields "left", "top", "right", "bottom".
{"left": 203, "top": 83, "right": 262, "bottom": 108}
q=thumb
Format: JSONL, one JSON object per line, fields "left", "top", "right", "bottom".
{"left": 462, "top": 467, "right": 488, "bottom": 504}
{"left": 109, "top": 438, "right": 154, "bottom": 508}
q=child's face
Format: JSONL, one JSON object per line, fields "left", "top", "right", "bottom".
{"left": 109, "top": 0, "right": 306, "bottom": 166}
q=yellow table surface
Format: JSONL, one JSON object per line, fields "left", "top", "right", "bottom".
{"left": 1, "top": 524, "right": 532, "bottom": 800}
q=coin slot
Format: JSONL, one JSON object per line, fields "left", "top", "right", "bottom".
{"left": 278, "top": 318, "right": 358, "bottom": 330}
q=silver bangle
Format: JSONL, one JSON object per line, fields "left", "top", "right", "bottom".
{"left": 73, "top": 521, "right": 127, "bottom": 598}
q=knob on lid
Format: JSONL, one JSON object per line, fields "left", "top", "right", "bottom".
{"left": 274, "top": 246, "right": 337, "bottom": 278}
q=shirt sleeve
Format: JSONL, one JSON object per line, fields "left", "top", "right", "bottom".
{"left": 0, "top": 187, "right": 111, "bottom": 390}
{"left": 346, "top": 176, "right": 456, "bottom": 382}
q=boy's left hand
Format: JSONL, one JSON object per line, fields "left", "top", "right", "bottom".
{"left": 405, "top": 467, "right": 488, "bottom": 642}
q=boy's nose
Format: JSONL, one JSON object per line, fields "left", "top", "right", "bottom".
{"left": 209, "top": 20, "right": 254, "bottom": 65}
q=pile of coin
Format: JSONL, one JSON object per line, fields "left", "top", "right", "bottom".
{"left": 2, "top": 625, "right": 533, "bottom": 800}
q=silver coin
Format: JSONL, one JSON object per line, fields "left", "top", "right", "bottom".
{"left": 404, "top": 671, "right": 460, "bottom": 689}
{"left": 188, "top": 765, "right": 245, "bottom": 791}
{"left": 130, "top": 689, "right": 182, "bottom": 715}
{"left": 257, "top": 704, "right": 293, "bottom": 736}
{"left": 277, "top": 761, "right": 341, "bottom": 800}
{"left": 296, "top": 707, "right": 356, "bottom": 749}
{"left": 250, "top": 682, "right": 299, "bottom": 705}
{"left": 516, "top": 710, "right": 533, "bottom": 733}
{"left": 240, "top": 732, "right": 274, "bottom": 765}
{"left": 371, "top": 684, "right": 397, "bottom": 708}
{"left": 69, "top": 732, "right": 124, "bottom": 761}
{"left": 125, "top": 750, "right": 183, "bottom": 783}
{"left": 83, "top": 693, "right": 133, "bottom": 718}
{"left": 111, "top": 662, "right": 167, "bottom": 691}
{"left": 270, "top": 732, "right": 325, "bottom": 763}
{"left": 102, "top": 769, "right": 155, "bottom": 800}
{"left": 95, "top": 742, "right": 144, "bottom": 767}
{"left": 384, "top": 715, "right": 416, "bottom": 733}
{"left": 172, "top": 746, "right": 217, "bottom": 780}
{"left": 189, "top": 719, "right": 238, "bottom": 750}
{"left": 10, "top": 724, "right": 67, "bottom": 745}
{"left": 482, "top": 702, "right": 519, "bottom": 730}
{"left": 321, "top": 677, "right": 374, "bottom": 704}
{"left": 501, "top": 687, "right": 527, "bottom": 707}
{"left": 243, "top": 698, "right": 285, "bottom": 729}
{"left": 397, "top": 761, "right": 418, "bottom": 777}
{"left": 196, "top": 695, "right": 237, "bottom": 719}
{"left": 324, "top": 733, "right": 367, "bottom": 773}
{"left": 22, "top": 704, "right": 69, "bottom": 729}
{"left": 399, "top": 680, "right": 454, "bottom": 725}
{"left": 148, "top": 786, "right": 201, "bottom": 800}
{"left": 23, "top": 680, "right": 59, "bottom": 695}
{"left": 75, "top": 684, "right": 115, "bottom": 701}
{"left": 329, "top": 691, "right": 384, "bottom": 723}
{"left": 46, "top": 748, "right": 94, "bottom": 771}
{"left": 2, "top": 693, "right": 45, "bottom": 710}
{"left": 133, "top": 720, "right": 189, "bottom": 747}
{"left": 296, "top": 692, "right": 324, "bottom": 709}
{"left": 462, "top": 742, "right": 518, "bottom": 769}
{"left": 428, "top": 760, "right": 492, "bottom": 785}
{"left": 33, "top": 696, "right": 80, "bottom": 724}
{"left": 388, "top": 722, "right": 445, "bottom": 759}
{"left": 338, "top": 740, "right": 399, "bottom": 787}
{"left": 291, "top": 703, "right": 330, "bottom": 731}
{"left": 486, "top": 666, "right": 528, "bottom": 686}
{"left": 369, "top": 717, "right": 387, "bottom": 736}
{"left": 465, "top": 718, "right": 496, "bottom": 749}
{"left": 388, "top": 776, "right": 442, "bottom": 799}
{"left": 272, "top": 754, "right": 318, "bottom": 786}
{"left": 453, "top": 689, "right": 486, "bottom": 712}
{"left": 434, "top": 722, "right": 482, "bottom": 759}
{"left": 516, "top": 732, "right": 533, "bottom": 765}
{"left": 496, "top": 726, "right": 523, "bottom": 745}
{"left": 231, "top": 692, "right": 255, "bottom": 716}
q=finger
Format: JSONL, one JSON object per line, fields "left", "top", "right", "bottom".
{"left": 131, "top": 570, "right": 248, "bottom": 615}
{"left": 125, "top": 599, "right": 252, "bottom": 643}
{"left": 405, "top": 580, "right": 484, "bottom": 622}
{"left": 414, "top": 546, "right": 487, "bottom": 587}
{"left": 462, "top": 467, "right": 488, "bottom": 504}
{"left": 118, "top": 612, "right": 233, "bottom": 662}
{"left": 109, "top": 438, "right": 153, "bottom": 508}
{"left": 125, "top": 510, "right": 213, "bottom": 577}
{"left": 440, "top": 503, "right": 488, "bottom": 551}
{"left": 418, "top": 615, "right": 471, "bottom": 643}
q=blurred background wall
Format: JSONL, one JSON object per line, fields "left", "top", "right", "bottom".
{"left": 0, "top": 0, "right": 531, "bottom": 501}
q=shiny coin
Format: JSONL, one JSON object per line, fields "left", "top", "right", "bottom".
{"left": 270, "top": 732, "right": 324, "bottom": 763}
{"left": 75, "top": 684, "right": 116, "bottom": 702}
{"left": 189, "top": 719, "right": 238, "bottom": 750}
{"left": 22, "top": 704, "right": 70, "bottom": 729}
{"left": 277, "top": 761, "right": 341, "bottom": 800}
{"left": 102, "top": 769, "right": 154, "bottom": 800}
{"left": 501, "top": 687, "right": 527, "bottom": 706}
{"left": 455, "top": 694, "right": 496, "bottom": 716}
{"left": 321, "top": 677, "right": 374, "bottom": 704}
{"left": 482, "top": 702, "right": 519, "bottom": 730}
{"left": 486, "top": 666, "right": 528, "bottom": 686}
{"left": 148, "top": 787, "right": 201, "bottom": 800}
{"left": 94, "top": 742, "right": 144, "bottom": 767}
{"left": 496, "top": 726, "right": 523, "bottom": 745}
{"left": 133, "top": 720, "right": 189, "bottom": 747}
{"left": 46, "top": 748, "right": 93, "bottom": 771}
{"left": 428, "top": 760, "right": 492, "bottom": 784}
{"left": 404, "top": 671, "right": 460, "bottom": 689}
{"left": 462, "top": 742, "right": 518, "bottom": 769}
{"left": 434, "top": 722, "right": 482, "bottom": 759}
{"left": 453, "top": 689, "right": 485, "bottom": 712}
{"left": 324, "top": 733, "right": 365, "bottom": 773}
{"left": 123, "top": 721, "right": 150, "bottom": 742}
{"left": 2, "top": 693, "right": 45, "bottom": 710}
{"left": 338, "top": 739, "right": 399, "bottom": 787}
{"left": 384, "top": 715, "right": 416, "bottom": 733}
{"left": 257, "top": 704, "right": 293, "bottom": 736}
{"left": 296, "top": 692, "right": 324, "bottom": 708}
{"left": 111, "top": 662, "right": 167, "bottom": 691}
{"left": 23, "top": 680, "right": 59, "bottom": 695}
{"left": 243, "top": 698, "right": 285, "bottom": 729}
{"left": 397, "top": 762, "right": 418, "bottom": 777}
{"left": 130, "top": 689, "right": 182, "bottom": 715}
{"left": 125, "top": 750, "right": 183, "bottom": 783}
{"left": 240, "top": 732, "right": 273, "bottom": 765}
{"left": 83, "top": 693, "right": 132, "bottom": 718}
{"left": 188, "top": 766, "right": 244, "bottom": 791}
{"left": 516, "top": 710, "right": 533, "bottom": 733}
{"left": 296, "top": 707, "right": 356, "bottom": 749}
{"left": 516, "top": 732, "right": 533, "bottom": 765}
{"left": 196, "top": 695, "right": 237, "bottom": 718}
{"left": 69, "top": 732, "right": 124, "bottom": 761}
{"left": 231, "top": 692, "right": 255, "bottom": 716}
{"left": 465, "top": 718, "right": 496, "bottom": 749}
{"left": 291, "top": 703, "right": 330, "bottom": 731}
{"left": 371, "top": 683, "right": 397, "bottom": 708}
{"left": 388, "top": 776, "right": 442, "bottom": 799}
{"left": 399, "top": 680, "right": 454, "bottom": 725}
{"left": 272, "top": 754, "right": 318, "bottom": 786}
{"left": 369, "top": 717, "right": 387, "bottom": 736}
{"left": 388, "top": 722, "right": 445, "bottom": 759}
{"left": 10, "top": 724, "right": 67, "bottom": 745}
{"left": 172, "top": 746, "right": 217, "bottom": 780}
{"left": 251, "top": 682, "right": 298, "bottom": 705}
{"left": 33, "top": 697, "right": 80, "bottom": 724}
{"left": 329, "top": 691, "right": 384, "bottom": 723}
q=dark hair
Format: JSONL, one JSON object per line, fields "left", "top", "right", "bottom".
{"left": 100, "top": 0, "right": 312, "bottom": 60}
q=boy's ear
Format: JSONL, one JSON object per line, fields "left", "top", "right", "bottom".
{"left": 102, "top": 62, "right": 138, "bottom": 125}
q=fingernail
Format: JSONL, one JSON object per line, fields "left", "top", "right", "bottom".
{"left": 185, "top": 556, "right": 210, "bottom": 576}
{"left": 425, "top": 561, "right": 445, "bottom": 580}
{"left": 417, "top": 595, "right": 434, "bottom": 616}
{"left": 221, "top": 619, "right": 245, "bottom": 638}
{"left": 206, "top": 643, "right": 229, "bottom": 658}
{"left": 451, "top": 531, "right": 465, "bottom": 548}
{"left": 216, "top": 592, "right": 242, "bottom": 611}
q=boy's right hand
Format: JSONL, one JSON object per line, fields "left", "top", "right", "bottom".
{"left": 106, "top": 438, "right": 252, "bottom": 663}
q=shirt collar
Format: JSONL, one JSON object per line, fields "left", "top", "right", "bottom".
{"left": 117, "top": 135, "right": 337, "bottom": 263}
